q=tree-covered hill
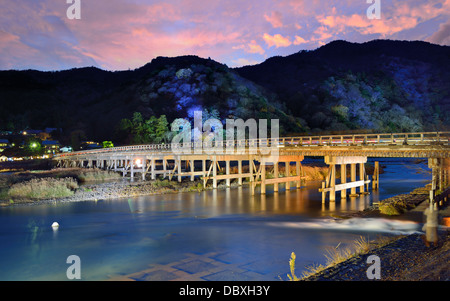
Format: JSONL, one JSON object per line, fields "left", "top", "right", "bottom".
{"left": 0, "top": 39, "right": 449, "bottom": 147}
{"left": 236, "top": 39, "right": 450, "bottom": 133}
{"left": 0, "top": 55, "right": 295, "bottom": 145}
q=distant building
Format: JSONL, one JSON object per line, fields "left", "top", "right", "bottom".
{"left": 0, "top": 139, "right": 9, "bottom": 147}
{"left": 60, "top": 146, "right": 73, "bottom": 153}
{"left": 0, "top": 139, "right": 10, "bottom": 152}
{"left": 42, "top": 140, "right": 61, "bottom": 154}
{"left": 80, "top": 141, "right": 102, "bottom": 150}
{"left": 22, "top": 129, "right": 43, "bottom": 136}
{"left": 45, "top": 128, "right": 60, "bottom": 134}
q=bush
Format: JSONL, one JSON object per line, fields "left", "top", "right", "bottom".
{"left": 8, "top": 178, "right": 78, "bottom": 200}
{"left": 379, "top": 202, "right": 402, "bottom": 215}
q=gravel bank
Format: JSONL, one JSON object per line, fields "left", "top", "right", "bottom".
{"left": 301, "top": 184, "right": 450, "bottom": 281}
{"left": 1, "top": 178, "right": 222, "bottom": 207}
{"left": 302, "top": 231, "right": 449, "bottom": 281}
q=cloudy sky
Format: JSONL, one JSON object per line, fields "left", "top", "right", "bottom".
{"left": 1, "top": 0, "right": 449, "bottom": 71}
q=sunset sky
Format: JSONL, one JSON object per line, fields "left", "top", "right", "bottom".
{"left": 1, "top": 0, "right": 450, "bottom": 71}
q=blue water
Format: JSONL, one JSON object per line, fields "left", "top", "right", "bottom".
{"left": 0, "top": 158, "right": 430, "bottom": 280}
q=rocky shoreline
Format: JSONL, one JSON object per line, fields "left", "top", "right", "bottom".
{"left": 301, "top": 184, "right": 450, "bottom": 281}
{"left": 301, "top": 231, "right": 449, "bottom": 281}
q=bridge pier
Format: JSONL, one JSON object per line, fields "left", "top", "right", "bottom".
{"left": 428, "top": 158, "right": 449, "bottom": 205}
{"left": 372, "top": 161, "right": 380, "bottom": 190}
{"left": 340, "top": 164, "right": 347, "bottom": 199}
{"left": 321, "top": 156, "right": 371, "bottom": 202}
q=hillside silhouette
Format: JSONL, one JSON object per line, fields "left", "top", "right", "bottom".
{"left": 0, "top": 39, "right": 449, "bottom": 146}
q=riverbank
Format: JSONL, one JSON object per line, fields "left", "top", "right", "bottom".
{"left": 0, "top": 163, "right": 333, "bottom": 207}
{"left": 300, "top": 231, "right": 449, "bottom": 281}
{"left": 299, "top": 185, "right": 450, "bottom": 281}
{"left": 0, "top": 170, "right": 212, "bottom": 207}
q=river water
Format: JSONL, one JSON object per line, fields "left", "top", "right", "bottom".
{"left": 0, "top": 158, "right": 430, "bottom": 281}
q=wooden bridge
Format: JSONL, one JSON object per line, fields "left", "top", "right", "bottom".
{"left": 54, "top": 131, "right": 450, "bottom": 203}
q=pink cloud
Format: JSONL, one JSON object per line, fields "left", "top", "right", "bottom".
{"left": 263, "top": 33, "right": 292, "bottom": 48}
{"left": 248, "top": 42, "right": 265, "bottom": 54}
{"left": 264, "top": 11, "right": 284, "bottom": 28}
{"left": 233, "top": 40, "right": 265, "bottom": 55}
{"left": 312, "top": 26, "right": 333, "bottom": 42}
{"left": 316, "top": 0, "right": 450, "bottom": 39}
{"left": 293, "top": 35, "right": 308, "bottom": 45}
{"left": 1, "top": 0, "right": 449, "bottom": 70}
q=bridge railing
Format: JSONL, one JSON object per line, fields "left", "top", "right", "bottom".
{"left": 54, "top": 131, "right": 450, "bottom": 158}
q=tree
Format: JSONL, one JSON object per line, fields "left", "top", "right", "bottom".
{"left": 117, "top": 113, "right": 171, "bottom": 145}
{"left": 154, "top": 115, "right": 169, "bottom": 143}
{"left": 102, "top": 141, "right": 114, "bottom": 148}
{"left": 26, "top": 139, "right": 44, "bottom": 156}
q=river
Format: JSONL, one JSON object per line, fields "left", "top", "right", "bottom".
{"left": 0, "top": 158, "right": 430, "bottom": 281}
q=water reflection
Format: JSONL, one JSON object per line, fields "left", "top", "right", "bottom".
{"left": 122, "top": 180, "right": 382, "bottom": 219}
{"left": 0, "top": 158, "right": 431, "bottom": 280}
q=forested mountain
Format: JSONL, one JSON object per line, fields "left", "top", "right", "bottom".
{"left": 0, "top": 39, "right": 448, "bottom": 146}
{"left": 236, "top": 39, "right": 450, "bottom": 133}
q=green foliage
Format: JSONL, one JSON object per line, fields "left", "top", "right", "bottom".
{"left": 102, "top": 141, "right": 114, "bottom": 148}
{"left": 118, "top": 113, "right": 170, "bottom": 145}
{"left": 1, "top": 137, "right": 44, "bottom": 157}
{"left": 286, "top": 252, "right": 300, "bottom": 281}
{"left": 331, "top": 104, "right": 349, "bottom": 121}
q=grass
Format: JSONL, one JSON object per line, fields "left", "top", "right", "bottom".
{"left": 287, "top": 235, "right": 398, "bottom": 280}
{"left": 7, "top": 177, "right": 79, "bottom": 200}
{"left": 76, "top": 169, "right": 122, "bottom": 182}
{"left": 0, "top": 167, "right": 122, "bottom": 188}
{"left": 151, "top": 179, "right": 173, "bottom": 188}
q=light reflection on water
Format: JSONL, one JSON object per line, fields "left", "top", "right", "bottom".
{"left": 0, "top": 158, "right": 430, "bottom": 280}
